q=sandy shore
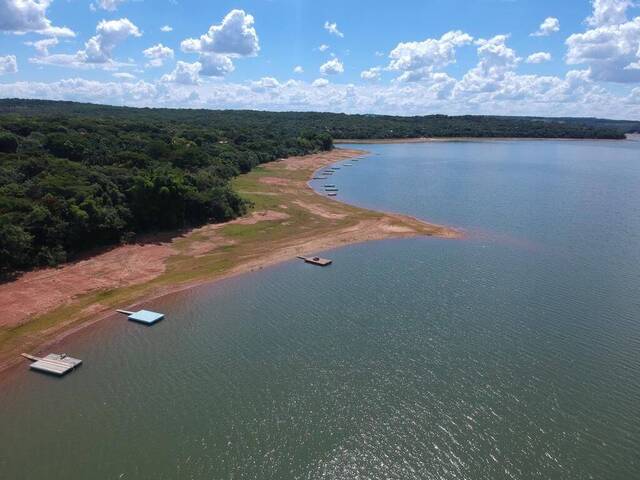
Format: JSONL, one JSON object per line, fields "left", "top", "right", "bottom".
{"left": 0, "top": 148, "right": 459, "bottom": 375}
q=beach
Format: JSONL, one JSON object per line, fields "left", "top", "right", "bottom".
{"left": 0, "top": 147, "right": 458, "bottom": 375}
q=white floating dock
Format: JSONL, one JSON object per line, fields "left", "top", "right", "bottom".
{"left": 22, "top": 353, "right": 82, "bottom": 376}
{"left": 117, "top": 309, "right": 165, "bottom": 325}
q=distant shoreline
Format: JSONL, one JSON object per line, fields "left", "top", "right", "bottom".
{"left": 335, "top": 136, "right": 629, "bottom": 144}
{"left": 0, "top": 147, "right": 459, "bottom": 377}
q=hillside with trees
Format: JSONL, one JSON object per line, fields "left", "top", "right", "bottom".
{"left": 0, "top": 99, "right": 634, "bottom": 277}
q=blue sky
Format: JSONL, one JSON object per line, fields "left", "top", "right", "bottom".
{"left": 1, "top": 0, "right": 639, "bottom": 119}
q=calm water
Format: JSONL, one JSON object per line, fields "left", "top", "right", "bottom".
{"left": 1, "top": 140, "right": 639, "bottom": 479}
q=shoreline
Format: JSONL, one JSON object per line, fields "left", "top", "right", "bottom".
{"left": 0, "top": 147, "right": 459, "bottom": 376}
{"left": 335, "top": 136, "right": 628, "bottom": 144}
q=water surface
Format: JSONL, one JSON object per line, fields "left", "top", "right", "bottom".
{"left": 1, "top": 140, "right": 639, "bottom": 479}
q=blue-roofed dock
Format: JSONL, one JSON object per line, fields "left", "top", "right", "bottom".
{"left": 117, "top": 309, "right": 165, "bottom": 325}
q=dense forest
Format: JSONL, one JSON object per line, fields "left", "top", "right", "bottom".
{"left": 0, "top": 98, "right": 636, "bottom": 277}
{"left": 0, "top": 99, "right": 332, "bottom": 277}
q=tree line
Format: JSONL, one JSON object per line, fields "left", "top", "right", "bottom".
{"left": 0, "top": 99, "right": 633, "bottom": 278}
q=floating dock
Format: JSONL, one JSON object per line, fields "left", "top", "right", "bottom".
{"left": 117, "top": 309, "right": 165, "bottom": 325}
{"left": 297, "top": 255, "right": 333, "bottom": 266}
{"left": 344, "top": 163, "right": 353, "bottom": 166}
{"left": 21, "top": 353, "right": 82, "bottom": 376}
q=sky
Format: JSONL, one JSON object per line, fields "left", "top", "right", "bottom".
{"left": 1, "top": 0, "right": 640, "bottom": 119}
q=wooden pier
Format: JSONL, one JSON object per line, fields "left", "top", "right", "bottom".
{"left": 21, "top": 353, "right": 82, "bottom": 376}
{"left": 117, "top": 309, "right": 165, "bottom": 325}
{"left": 297, "top": 255, "right": 333, "bottom": 266}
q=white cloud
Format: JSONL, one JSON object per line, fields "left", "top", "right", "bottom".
{"left": 628, "top": 86, "right": 640, "bottom": 103}
{"left": 318, "top": 44, "right": 329, "bottom": 52}
{"left": 312, "top": 78, "right": 329, "bottom": 88}
{"left": 30, "top": 18, "right": 141, "bottom": 70}
{"left": 455, "top": 35, "right": 521, "bottom": 95}
{"left": 320, "top": 57, "right": 344, "bottom": 75}
{"left": 160, "top": 25, "right": 173, "bottom": 33}
{"left": 587, "top": 0, "right": 634, "bottom": 27}
{"left": 388, "top": 30, "right": 473, "bottom": 81}
{"left": 181, "top": 9, "right": 259, "bottom": 57}
{"left": 179, "top": 9, "right": 258, "bottom": 78}
{"left": 25, "top": 37, "right": 59, "bottom": 56}
{"left": 526, "top": 52, "right": 552, "bottom": 64}
{"left": 91, "top": 0, "right": 127, "bottom": 11}
{"left": 250, "top": 76, "right": 283, "bottom": 92}
{"left": 143, "top": 43, "right": 174, "bottom": 67}
{"left": 566, "top": 2, "right": 640, "bottom": 82}
{"left": 531, "top": 17, "right": 560, "bottom": 37}
{"left": 0, "top": 0, "right": 75, "bottom": 37}
{"left": 0, "top": 78, "right": 157, "bottom": 103}
{"left": 323, "top": 21, "right": 343, "bottom": 38}
{"left": 0, "top": 55, "right": 18, "bottom": 75}
{"left": 293, "top": 65, "right": 304, "bottom": 74}
{"left": 361, "top": 66, "right": 382, "bottom": 80}
{"left": 113, "top": 72, "right": 136, "bottom": 80}
{"left": 78, "top": 18, "right": 142, "bottom": 64}
{"left": 199, "top": 53, "right": 234, "bottom": 77}
{"left": 161, "top": 61, "right": 202, "bottom": 85}
{"left": 0, "top": 71, "right": 637, "bottom": 119}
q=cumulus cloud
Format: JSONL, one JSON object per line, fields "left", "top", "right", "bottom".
{"left": 143, "top": 43, "right": 174, "bottom": 67}
{"left": 161, "top": 61, "right": 202, "bottom": 85}
{"left": 25, "top": 37, "right": 59, "bottom": 56}
{"left": 0, "top": 70, "right": 636, "bottom": 119}
{"left": 179, "top": 9, "right": 258, "bottom": 78}
{"left": 324, "top": 21, "right": 343, "bottom": 38}
{"left": 531, "top": 17, "right": 560, "bottom": 37}
{"left": 250, "top": 76, "right": 284, "bottom": 93}
{"left": 361, "top": 66, "right": 382, "bottom": 80}
{"left": 455, "top": 35, "right": 521, "bottom": 95}
{"left": 0, "top": 55, "right": 18, "bottom": 75}
{"left": 566, "top": 1, "right": 640, "bottom": 82}
{"left": 78, "top": 18, "right": 141, "bottom": 64}
{"left": 29, "top": 18, "right": 141, "bottom": 69}
{"left": 199, "top": 53, "right": 234, "bottom": 76}
{"left": 320, "top": 57, "right": 344, "bottom": 75}
{"left": 0, "top": 0, "right": 75, "bottom": 37}
{"left": 587, "top": 0, "right": 634, "bottom": 27}
{"left": 91, "top": 0, "right": 127, "bottom": 11}
{"left": 318, "top": 44, "right": 329, "bottom": 52}
{"left": 0, "top": 77, "right": 157, "bottom": 103}
{"left": 181, "top": 9, "right": 259, "bottom": 57}
{"left": 388, "top": 30, "right": 473, "bottom": 81}
{"left": 160, "top": 25, "right": 173, "bottom": 33}
{"left": 293, "top": 65, "right": 304, "bottom": 73}
{"left": 526, "top": 52, "right": 552, "bottom": 64}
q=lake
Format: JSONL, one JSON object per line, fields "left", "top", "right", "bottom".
{"left": 1, "top": 140, "right": 639, "bottom": 479}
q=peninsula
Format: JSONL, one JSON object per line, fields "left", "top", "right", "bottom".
{"left": 0, "top": 99, "right": 636, "bottom": 374}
